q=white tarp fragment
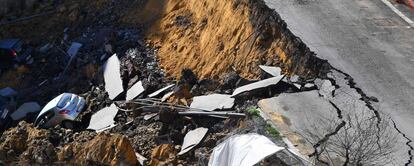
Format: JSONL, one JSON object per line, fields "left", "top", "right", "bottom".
{"left": 10, "top": 102, "right": 41, "bottom": 120}
{"left": 104, "top": 54, "right": 123, "bottom": 100}
{"left": 87, "top": 104, "right": 119, "bottom": 132}
{"left": 208, "top": 133, "right": 284, "bottom": 166}
{"left": 178, "top": 127, "right": 208, "bottom": 155}
{"left": 0, "top": 87, "right": 17, "bottom": 97}
{"left": 67, "top": 42, "right": 83, "bottom": 57}
{"left": 190, "top": 94, "right": 235, "bottom": 111}
{"left": 126, "top": 81, "right": 144, "bottom": 101}
{"left": 231, "top": 75, "right": 284, "bottom": 97}
{"left": 148, "top": 84, "right": 174, "bottom": 98}
{"left": 259, "top": 65, "right": 282, "bottom": 77}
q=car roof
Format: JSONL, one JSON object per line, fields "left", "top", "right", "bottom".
{"left": 37, "top": 93, "right": 72, "bottom": 117}
{"left": 0, "top": 39, "right": 21, "bottom": 49}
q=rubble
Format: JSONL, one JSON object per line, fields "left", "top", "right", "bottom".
{"left": 10, "top": 102, "right": 40, "bottom": 120}
{"left": 87, "top": 104, "right": 118, "bottom": 132}
{"left": 232, "top": 75, "right": 285, "bottom": 97}
{"left": 148, "top": 84, "right": 174, "bottom": 98}
{"left": 178, "top": 127, "right": 209, "bottom": 155}
{"left": 190, "top": 94, "right": 235, "bottom": 111}
{"left": 104, "top": 54, "right": 123, "bottom": 100}
{"left": 66, "top": 42, "right": 83, "bottom": 57}
{"left": 0, "top": 87, "right": 17, "bottom": 97}
{"left": 259, "top": 65, "right": 282, "bottom": 77}
{"left": 126, "top": 81, "right": 144, "bottom": 101}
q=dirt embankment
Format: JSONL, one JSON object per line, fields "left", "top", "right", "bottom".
{"left": 122, "top": 0, "right": 330, "bottom": 80}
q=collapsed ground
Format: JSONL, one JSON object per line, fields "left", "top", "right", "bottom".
{"left": 0, "top": 0, "right": 406, "bottom": 165}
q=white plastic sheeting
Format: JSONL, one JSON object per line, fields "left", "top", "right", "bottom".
{"left": 190, "top": 94, "right": 234, "bottom": 111}
{"left": 104, "top": 54, "right": 123, "bottom": 100}
{"left": 231, "top": 75, "right": 284, "bottom": 97}
{"left": 208, "top": 133, "right": 284, "bottom": 166}
{"left": 126, "top": 81, "right": 144, "bottom": 101}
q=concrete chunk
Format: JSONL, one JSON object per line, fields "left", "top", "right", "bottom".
{"left": 87, "top": 104, "right": 119, "bottom": 132}
{"left": 126, "top": 81, "right": 144, "bottom": 101}
{"left": 178, "top": 127, "right": 208, "bottom": 155}
{"left": 259, "top": 65, "right": 282, "bottom": 77}
{"left": 104, "top": 54, "right": 124, "bottom": 100}
{"left": 148, "top": 84, "right": 174, "bottom": 98}
{"left": 190, "top": 94, "right": 234, "bottom": 111}
{"left": 10, "top": 102, "right": 41, "bottom": 120}
{"left": 232, "top": 75, "right": 284, "bottom": 97}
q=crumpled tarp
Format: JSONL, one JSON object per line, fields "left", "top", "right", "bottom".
{"left": 208, "top": 133, "right": 284, "bottom": 166}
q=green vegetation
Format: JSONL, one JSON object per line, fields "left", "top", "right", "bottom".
{"left": 265, "top": 123, "right": 280, "bottom": 138}
{"left": 246, "top": 107, "right": 260, "bottom": 117}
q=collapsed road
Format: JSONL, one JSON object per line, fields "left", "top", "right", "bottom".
{"left": 0, "top": 0, "right": 412, "bottom": 165}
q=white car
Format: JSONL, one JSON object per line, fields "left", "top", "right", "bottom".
{"left": 35, "top": 93, "right": 86, "bottom": 128}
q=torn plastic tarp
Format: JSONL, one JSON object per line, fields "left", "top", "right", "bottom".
{"left": 104, "top": 54, "right": 123, "bottom": 100}
{"left": 87, "top": 104, "right": 118, "bottom": 132}
{"left": 259, "top": 65, "right": 282, "bottom": 77}
{"left": 208, "top": 133, "right": 284, "bottom": 166}
{"left": 178, "top": 127, "right": 208, "bottom": 155}
{"left": 231, "top": 75, "right": 284, "bottom": 97}
{"left": 190, "top": 94, "right": 234, "bottom": 111}
{"left": 126, "top": 81, "right": 144, "bottom": 101}
{"left": 148, "top": 84, "right": 174, "bottom": 98}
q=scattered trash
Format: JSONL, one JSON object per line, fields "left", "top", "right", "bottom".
{"left": 87, "top": 104, "right": 119, "bottom": 132}
{"left": 35, "top": 93, "right": 86, "bottom": 128}
{"left": 104, "top": 54, "right": 124, "bottom": 100}
{"left": 178, "top": 127, "right": 208, "bottom": 155}
{"left": 259, "top": 65, "right": 282, "bottom": 77}
{"left": 148, "top": 84, "right": 175, "bottom": 98}
{"left": 208, "top": 133, "right": 284, "bottom": 166}
{"left": 190, "top": 94, "right": 235, "bottom": 111}
{"left": 126, "top": 81, "right": 144, "bottom": 101}
{"left": 231, "top": 75, "right": 284, "bottom": 97}
{"left": 0, "top": 87, "right": 17, "bottom": 98}
{"left": 10, "top": 102, "right": 41, "bottom": 120}
{"left": 66, "top": 42, "right": 83, "bottom": 57}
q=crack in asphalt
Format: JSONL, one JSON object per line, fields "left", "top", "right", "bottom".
{"left": 330, "top": 67, "right": 414, "bottom": 165}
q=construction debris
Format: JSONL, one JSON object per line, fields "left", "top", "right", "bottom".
{"left": 148, "top": 84, "right": 175, "bottom": 98}
{"left": 104, "top": 54, "right": 124, "bottom": 100}
{"left": 66, "top": 42, "right": 83, "bottom": 57}
{"left": 87, "top": 104, "right": 119, "bottom": 132}
{"left": 190, "top": 94, "right": 235, "bottom": 111}
{"left": 259, "top": 65, "right": 282, "bottom": 77}
{"left": 126, "top": 81, "right": 144, "bottom": 101}
{"left": 178, "top": 127, "right": 209, "bottom": 155}
{"left": 231, "top": 75, "right": 284, "bottom": 97}
{"left": 208, "top": 133, "right": 284, "bottom": 166}
{"left": 0, "top": 87, "right": 17, "bottom": 97}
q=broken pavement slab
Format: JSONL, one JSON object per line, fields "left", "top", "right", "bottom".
{"left": 208, "top": 133, "right": 284, "bottom": 166}
{"left": 259, "top": 65, "right": 282, "bottom": 77}
{"left": 66, "top": 42, "right": 83, "bottom": 57}
{"left": 178, "top": 127, "right": 208, "bottom": 155}
{"left": 148, "top": 84, "right": 174, "bottom": 98}
{"left": 126, "top": 81, "right": 144, "bottom": 101}
{"left": 104, "top": 54, "right": 124, "bottom": 100}
{"left": 0, "top": 87, "right": 17, "bottom": 98}
{"left": 257, "top": 90, "right": 337, "bottom": 156}
{"left": 231, "top": 75, "right": 284, "bottom": 97}
{"left": 87, "top": 104, "right": 119, "bottom": 132}
{"left": 10, "top": 102, "right": 41, "bottom": 120}
{"left": 190, "top": 94, "right": 235, "bottom": 111}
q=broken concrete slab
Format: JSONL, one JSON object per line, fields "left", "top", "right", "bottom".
{"left": 178, "top": 127, "right": 208, "bottom": 155}
{"left": 259, "top": 65, "right": 282, "bottom": 77}
{"left": 104, "top": 54, "right": 124, "bottom": 100}
{"left": 66, "top": 42, "right": 83, "bottom": 57}
{"left": 126, "top": 81, "right": 144, "bottom": 101}
{"left": 208, "top": 133, "right": 284, "bottom": 166}
{"left": 148, "top": 84, "right": 174, "bottom": 98}
{"left": 231, "top": 75, "right": 284, "bottom": 97}
{"left": 190, "top": 94, "right": 235, "bottom": 111}
{"left": 10, "top": 102, "right": 41, "bottom": 120}
{"left": 0, "top": 87, "right": 17, "bottom": 98}
{"left": 87, "top": 104, "right": 119, "bottom": 132}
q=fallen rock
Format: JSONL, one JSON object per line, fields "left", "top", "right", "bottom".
{"left": 58, "top": 132, "right": 138, "bottom": 165}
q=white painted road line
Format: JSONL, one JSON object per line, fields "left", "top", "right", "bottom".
{"left": 381, "top": 0, "right": 414, "bottom": 27}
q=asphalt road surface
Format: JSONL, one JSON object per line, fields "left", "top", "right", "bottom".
{"left": 264, "top": 0, "right": 414, "bottom": 164}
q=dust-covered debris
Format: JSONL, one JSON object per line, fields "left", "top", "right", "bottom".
{"left": 87, "top": 104, "right": 118, "bottom": 132}
{"left": 232, "top": 75, "right": 285, "bottom": 97}
{"left": 104, "top": 54, "right": 123, "bottom": 100}
{"left": 126, "top": 81, "right": 144, "bottom": 101}
{"left": 259, "top": 65, "right": 282, "bottom": 77}
{"left": 178, "top": 127, "right": 209, "bottom": 155}
{"left": 10, "top": 102, "right": 40, "bottom": 120}
{"left": 190, "top": 94, "right": 235, "bottom": 111}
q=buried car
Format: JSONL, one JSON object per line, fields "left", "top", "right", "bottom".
{"left": 35, "top": 93, "right": 86, "bottom": 129}
{"left": 0, "top": 39, "right": 34, "bottom": 70}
